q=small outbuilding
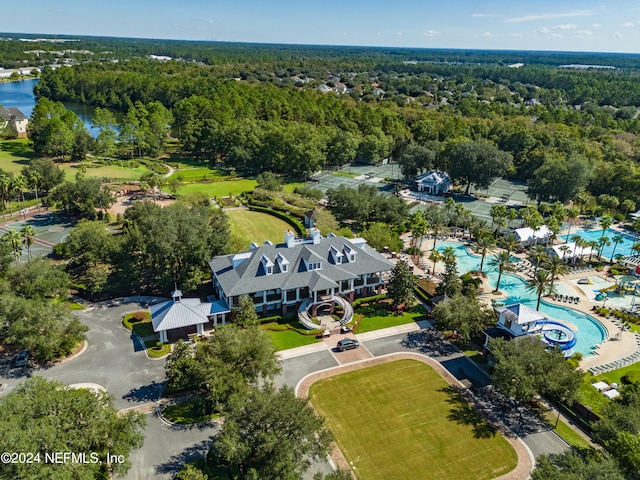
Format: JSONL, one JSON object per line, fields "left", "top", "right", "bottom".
{"left": 515, "top": 225, "right": 553, "bottom": 246}
{"left": 415, "top": 170, "right": 451, "bottom": 195}
{"left": 150, "top": 290, "right": 230, "bottom": 342}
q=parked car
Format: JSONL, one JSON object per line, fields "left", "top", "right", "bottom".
{"left": 336, "top": 339, "right": 359, "bottom": 351}
{"left": 12, "top": 350, "right": 29, "bottom": 368}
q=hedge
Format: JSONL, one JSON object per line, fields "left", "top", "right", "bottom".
{"left": 247, "top": 205, "right": 305, "bottom": 235}
{"left": 352, "top": 294, "right": 387, "bottom": 307}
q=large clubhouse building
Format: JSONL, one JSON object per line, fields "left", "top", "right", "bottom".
{"left": 208, "top": 229, "right": 394, "bottom": 320}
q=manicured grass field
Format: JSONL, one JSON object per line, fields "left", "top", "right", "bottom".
{"left": 227, "top": 209, "right": 292, "bottom": 246}
{"left": 178, "top": 179, "right": 257, "bottom": 197}
{"left": 355, "top": 303, "right": 428, "bottom": 334}
{"left": 59, "top": 163, "right": 152, "bottom": 182}
{"left": 259, "top": 323, "right": 321, "bottom": 351}
{"left": 0, "top": 139, "right": 35, "bottom": 174}
{"left": 310, "top": 360, "right": 517, "bottom": 480}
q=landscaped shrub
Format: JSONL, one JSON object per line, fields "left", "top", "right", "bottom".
{"left": 247, "top": 205, "right": 304, "bottom": 235}
{"left": 621, "top": 371, "right": 640, "bottom": 385}
{"left": 352, "top": 294, "right": 387, "bottom": 307}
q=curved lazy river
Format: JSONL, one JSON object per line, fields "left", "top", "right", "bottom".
{"left": 435, "top": 242, "right": 607, "bottom": 356}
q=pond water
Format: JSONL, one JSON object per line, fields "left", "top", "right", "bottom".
{"left": 0, "top": 78, "right": 114, "bottom": 137}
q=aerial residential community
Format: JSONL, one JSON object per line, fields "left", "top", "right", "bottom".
{"left": 4, "top": 4, "right": 640, "bottom": 480}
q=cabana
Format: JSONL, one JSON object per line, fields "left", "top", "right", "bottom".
{"left": 515, "top": 225, "right": 553, "bottom": 246}
{"left": 551, "top": 242, "right": 595, "bottom": 261}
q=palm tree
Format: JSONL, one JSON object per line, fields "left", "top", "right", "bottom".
{"left": 25, "top": 170, "right": 41, "bottom": 208}
{"left": 0, "top": 173, "right": 11, "bottom": 212}
{"left": 632, "top": 242, "right": 640, "bottom": 258}
{"left": 528, "top": 244, "right": 548, "bottom": 274}
{"left": 489, "top": 251, "right": 515, "bottom": 292}
{"left": 452, "top": 203, "right": 466, "bottom": 238}
{"left": 441, "top": 246, "right": 456, "bottom": 265}
{"left": 431, "top": 221, "right": 447, "bottom": 250}
{"left": 599, "top": 215, "right": 613, "bottom": 238}
{"left": 11, "top": 175, "right": 27, "bottom": 214}
{"left": 428, "top": 249, "right": 441, "bottom": 274}
{"left": 588, "top": 240, "right": 599, "bottom": 262}
{"left": 475, "top": 236, "right": 496, "bottom": 274}
{"left": 3, "top": 230, "right": 22, "bottom": 264}
{"left": 597, "top": 236, "right": 611, "bottom": 261}
{"left": 564, "top": 207, "right": 580, "bottom": 243}
{"left": 542, "top": 255, "right": 568, "bottom": 290}
{"left": 610, "top": 235, "right": 624, "bottom": 264}
{"left": 407, "top": 211, "right": 428, "bottom": 248}
{"left": 506, "top": 207, "right": 519, "bottom": 230}
{"left": 526, "top": 269, "right": 556, "bottom": 310}
{"left": 559, "top": 244, "right": 571, "bottom": 264}
{"left": 500, "top": 233, "right": 520, "bottom": 255}
{"left": 622, "top": 199, "right": 636, "bottom": 219}
{"left": 21, "top": 225, "right": 36, "bottom": 260}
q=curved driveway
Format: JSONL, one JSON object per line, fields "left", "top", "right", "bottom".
{"left": 0, "top": 302, "right": 568, "bottom": 480}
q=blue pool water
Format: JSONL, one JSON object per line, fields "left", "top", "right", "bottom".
{"left": 436, "top": 242, "right": 607, "bottom": 356}
{"left": 569, "top": 228, "right": 637, "bottom": 259}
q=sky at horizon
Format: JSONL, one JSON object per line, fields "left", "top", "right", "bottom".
{"left": 4, "top": 0, "right": 640, "bottom": 54}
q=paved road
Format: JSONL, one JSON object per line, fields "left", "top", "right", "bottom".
{"left": 1, "top": 303, "right": 569, "bottom": 479}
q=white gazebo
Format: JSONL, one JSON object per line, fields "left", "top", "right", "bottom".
{"left": 150, "top": 290, "right": 230, "bottom": 343}
{"left": 515, "top": 225, "right": 553, "bottom": 246}
{"left": 496, "top": 303, "right": 548, "bottom": 336}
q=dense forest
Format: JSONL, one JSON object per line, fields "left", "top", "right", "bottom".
{"left": 5, "top": 35, "right": 640, "bottom": 208}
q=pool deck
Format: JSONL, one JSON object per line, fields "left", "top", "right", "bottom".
{"left": 410, "top": 235, "right": 640, "bottom": 374}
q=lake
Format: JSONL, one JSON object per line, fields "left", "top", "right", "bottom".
{"left": 0, "top": 78, "right": 110, "bottom": 137}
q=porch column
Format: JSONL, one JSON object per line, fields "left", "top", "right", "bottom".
{"left": 197, "top": 323, "right": 204, "bottom": 335}
{"left": 159, "top": 330, "right": 168, "bottom": 343}
{"left": 213, "top": 314, "right": 218, "bottom": 327}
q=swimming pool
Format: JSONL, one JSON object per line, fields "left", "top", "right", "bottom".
{"left": 570, "top": 228, "right": 638, "bottom": 259}
{"left": 436, "top": 242, "right": 607, "bottom": 356}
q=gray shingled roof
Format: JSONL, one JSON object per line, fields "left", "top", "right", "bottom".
{"left": 0, "top": 107, "right": 27, "bottom": 121}
{"left": 209, "top": 235, "right": 393, "bottom": 297}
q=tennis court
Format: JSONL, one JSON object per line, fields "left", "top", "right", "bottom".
{"left": 311, "top": 162, "right": 403, "bottom": 193}
{"left": 0, "top": 212, "right": 76, "bottom": 260}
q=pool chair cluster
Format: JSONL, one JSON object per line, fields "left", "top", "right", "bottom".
{"left": 568, "top": 265, "right": 593, "bottom": 274}
{"left": 553, "top": 294, "right": 580, "bottom": 304}
{"left": 589, "top": 333, "right": 640, "bottom": 375}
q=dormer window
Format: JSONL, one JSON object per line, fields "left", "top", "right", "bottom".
{"left": 343, "top": 244, "right": 356, "bottom": 263}
{"left": 275, "top": 252, "right": 289, "bottom": 273}
{"left": 329, "top": 245, "right": 344, "bottom": 264}
{"left": 308, "top": 261, "right": 322, "bottom": 271}
{"left": 261, "top": 255, "right": 275, "bottom": 276}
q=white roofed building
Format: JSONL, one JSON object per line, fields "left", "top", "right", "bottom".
{"left": 515, "top": 225, "right": 553, "bottom": 246}
{"left": 150, "top": 289, "right": 230, "bottom": 343}
{"left": 415, "top": 170, "right": 452, "bottom": 195}
{"left": 551, "top": 242, "right": 595, "bottom": 261}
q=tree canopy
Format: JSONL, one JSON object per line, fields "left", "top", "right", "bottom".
{"left": 213, "top": 385, "right": 332, "bottom": 480}
{"left": 489, "top": 337, "right": 583, "bottom": 404}
{"left": 0, "top": 377, "right": 145, "bottom": 480}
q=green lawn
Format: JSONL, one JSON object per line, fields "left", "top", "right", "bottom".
{"left": 260, "top": 325, "right": 321, "bottom": 351}
{"left": 162, "top": 399, "right": 219, "bottom": 424}
{"left": 177, "top": 179, "right": 257, "bottom": 197}
{"left": 310, "top": 360, "right": 517, "bottom": 480}
{"left": 169, "top": 167, "right": 232, "bottom": 182}
{"left": 355, "top": 303, "right": 427, "bottom": 334}
{"left": 541, "top": 411, "right": 592, "bottom": 449}
{"left": 227, "top": 209, "right": 292, "bottom": 247}
{"left": 0, "top": 139, "right": 36, "bottom": 174}
{"left": 59, "top": 163, "right": 152, "bottom": 182}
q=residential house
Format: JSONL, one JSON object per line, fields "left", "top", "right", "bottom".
{"left": 209, "top": 230, "right": 393, "bottom": 321}
{"left": 0, "top": 107, "right": 28, "bottom": 138}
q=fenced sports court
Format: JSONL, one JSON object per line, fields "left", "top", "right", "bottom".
{"left": 311, "top": 161, "right": 403, "bottom": 192}
{"left": 0, "top": 211, "right": 76, "bottom": 260}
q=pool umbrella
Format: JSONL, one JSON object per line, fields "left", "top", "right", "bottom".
{"left": 617, "top": 275, "right": 638, "bottom": 284}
